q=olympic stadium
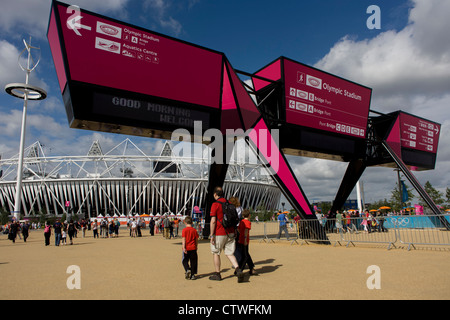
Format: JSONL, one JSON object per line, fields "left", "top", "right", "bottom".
{"left": 0, "top": 138, "right": 281, "bottom": 219}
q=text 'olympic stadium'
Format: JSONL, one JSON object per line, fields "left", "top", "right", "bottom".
{"left": 0, "top": 138, "right": 281, "bottom": 218}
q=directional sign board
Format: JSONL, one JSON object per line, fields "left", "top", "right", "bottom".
{"left": 383, "top": 111, "right": 441, "bottom": 170}
{"left": 283, "top": 59, "right": 371, "bottom": 139}
{"left": 254, "top": 57, "right": 371, "bottom": 139}
{"left": 253, "top": 57, "right": 372, "bottom": 160}
{"left": 47, "top": 1, "right": 224, "bottom": 137}
{"left": 399, "top": 112, "right": 440, "bottom": 154}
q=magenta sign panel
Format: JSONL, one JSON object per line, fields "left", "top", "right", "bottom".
{"left": 49, "top": 2, "right": 223, "bottom": 110}
{"left": 399, "top": 112, "right": 440, "bottom": 154}
{"left": 284, "top": 59, "right": 372, "bottom": 139}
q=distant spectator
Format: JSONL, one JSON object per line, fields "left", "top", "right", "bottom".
{"left": 276, "top": 210, "right": 289, "bottom": 240}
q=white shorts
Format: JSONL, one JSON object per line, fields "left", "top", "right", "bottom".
{"left": 210, "top": 234, "right": 236, "bottom": 256}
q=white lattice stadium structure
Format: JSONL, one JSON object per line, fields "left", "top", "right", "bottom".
{"left": 0, "top": 139, "right": 281, "bottom": 218}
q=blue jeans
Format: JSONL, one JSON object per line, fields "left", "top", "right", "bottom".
{"left": 55, "top": 233, "right": 61, "bottom": 246}
{"left": 277, "top": 224, "right": 289, "bottom": 240}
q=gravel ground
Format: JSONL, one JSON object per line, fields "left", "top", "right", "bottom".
{"left": 1, "top": 228, "right": 449, "bottom": 300}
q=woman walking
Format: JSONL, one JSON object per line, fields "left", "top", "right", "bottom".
{"left": 67, "top": 219, "right": 76, "bottom": 245}
{"left": 92, "top": 219, "right": 99, "bottom": 238}
{"left": 44, "top": 222, "right": 52, "bottom": 246}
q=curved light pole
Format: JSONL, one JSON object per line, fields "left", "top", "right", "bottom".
{"left": 4, "top": 37, "right": 46, "bottom": 221}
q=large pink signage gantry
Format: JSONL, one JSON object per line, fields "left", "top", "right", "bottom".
{"left": 48, "top": 1, "right": 224, "bottom": 136}
{"left": 47, "top": 1, "right": 320, "bottom": 226}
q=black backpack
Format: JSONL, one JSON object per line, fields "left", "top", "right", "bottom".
{"left": 216, "top": 199, "right": 239, "bottom": 229}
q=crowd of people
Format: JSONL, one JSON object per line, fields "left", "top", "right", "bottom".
{"left": 2, "top": 185, "right": 259, "bottom": 284}
{"left": 42, "top": 219, "right": 86, "bottom": 246}
{"left": 3, "top": 220, "right": 30, "bottom": 243}
{"left": 2, "top": 214, "right": 189, "bottom": 246}
{"left": 1, "top": 206, "right": 392, "bottom": 248}
{"left": 266, "top": 208, "right": 392, "bottom": 242}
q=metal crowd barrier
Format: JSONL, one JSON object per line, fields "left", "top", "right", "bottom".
{"left": 390, "top": 214, "right": 450, "bottom": 250}
{"left": 254, "top": 221, "right": 299, "bottom": 243}
{"left": 248, "top": 214, "right": 450, "bottom": 250}
{"left": 331, "top": 217, "right": 398, "bottom": 250}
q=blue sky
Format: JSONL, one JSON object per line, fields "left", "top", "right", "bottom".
{"left": 0, "top": 0, "right": 449, "bottom": 206}
{"left": 179, "top": 1, "right": 410, "bottom": 69}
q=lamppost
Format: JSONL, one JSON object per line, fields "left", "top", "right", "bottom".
{"left": 5, "top": 37, "right": 46, "bottom": 221}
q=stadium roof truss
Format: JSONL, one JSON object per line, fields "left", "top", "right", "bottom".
{"left": 0, "top": 139, "right": 281, "bottom": 217}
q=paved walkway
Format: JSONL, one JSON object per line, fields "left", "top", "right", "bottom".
{"left": 1, "top": 229, "right": 449, "bottom": 300}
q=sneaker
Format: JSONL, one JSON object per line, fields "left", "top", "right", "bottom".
{"left": 209, "top": 273, "right": 222, "bottom": 281}
{"left": 249, "top": 268, "right": 257, "bottom": 275}
{"left": 190, "top": 274, "right": 197, "bottom": 280}
{"left": 236, "top": 269, "right": 244, "bottom": 283}
{"left": 185, "top": 270, "right": 191, "bottom": 280}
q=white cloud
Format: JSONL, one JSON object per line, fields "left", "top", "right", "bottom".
{"left": 0, "top": 40, "right": 27, "bottom": 88}
{"left": 408, "top": 0, "right": 450, "bottom": 60}
{"left": 0, "top": 0, "right": 130, "bottom": 38}
{"left": 142, "top": 0, "right": 191, "bottom": 36}
{"left": 159, "top": 16, "right": 182, "bottom": 36}
{"left": 0, "top": 107, "right": 75, "bottom": 159}
{"left": 0, "top": 109, "right": 70, "bottom": 139}
{"left": 0, "top": 109, "right": 22, "bottom": 138}
{"left": 315, "top": 0, "right": 450, "bottom": 107}
{"left": 291, "top": 158, "right": 348, "bottom": 201}
{"left": 0, "top": 1, "right": 51, "bottom": 38}
{"left": 0, "top": 39, "right": 49, "bottom": 107}
{"left": 316, "top": 30, "right": 450, "bottom": 104}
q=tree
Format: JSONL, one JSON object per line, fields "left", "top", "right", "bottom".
{"left": 421, "top": 181, "right": 445, "bottom": 208}
{"left": 38, "top": 208, "right": 48, "bottom": 225}
{"left": 446, "top": 187, "right": 450, "bottom": 204}
{"left": 390, "top": 181, "right": 414, "bottom": 211}
{"left": 315, "top": 202, "right": 332, "bottom": 215}
{"left": 0, "top": 207, "right": 9, "bottom": 225}
{"left": 368, "top": 199, "right": 391, "bottom": 211}
{"left": 251, "top": 202, "right": 273, "bottom": 222}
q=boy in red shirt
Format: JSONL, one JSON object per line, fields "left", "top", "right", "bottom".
{"left": 237, "top": 209, "right": 256, "bottom": 275}
{"left": 182, "top": 216, "right": 199, "bottom": 280}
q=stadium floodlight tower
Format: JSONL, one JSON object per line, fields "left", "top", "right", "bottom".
{"left": 4, "top": 37, "right": 47, "bottom": 221}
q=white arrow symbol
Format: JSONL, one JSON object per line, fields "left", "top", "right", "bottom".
{"left": 66, "top": 5, "right": 91, "bottom": 36}
{"left": 434, "top": 126, "right": 439, "bottom": 135}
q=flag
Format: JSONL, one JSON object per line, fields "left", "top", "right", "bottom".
{"left": 401, "top": 180, "right": 409, "bottom": 203}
